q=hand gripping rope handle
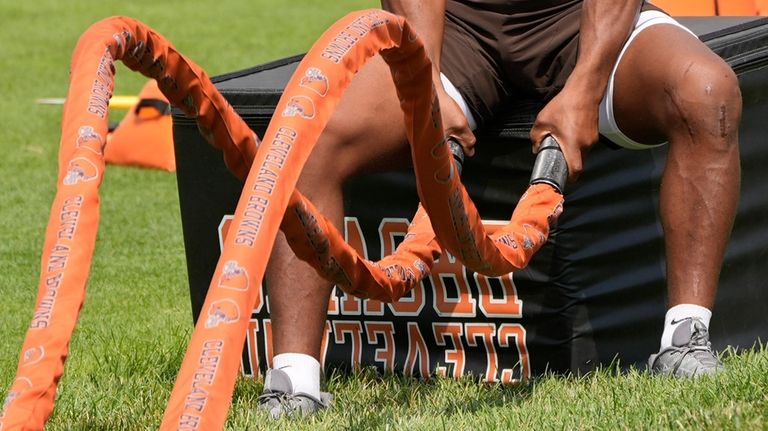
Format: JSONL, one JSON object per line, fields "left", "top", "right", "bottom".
{"left": 530, "top": 135, "right": 568, "bottom": 194}
{"left": 1, "top": 11, "right": 565, "bottom": 431}
{"left": 452, "top": 135, "right": 569, "bottom": 192}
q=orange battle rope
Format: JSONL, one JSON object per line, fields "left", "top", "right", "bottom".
{"left": 1, "top": 10, "right": 563, "bottom": 431}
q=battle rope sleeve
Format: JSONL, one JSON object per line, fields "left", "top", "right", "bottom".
{"left": 280, "top": 136, "right": 565, "bottom": 301}
{"left": 159, "top": 12, "right": 453, "bottom": 430}
{"left": 2, "top": 13, "right": 439, "bottom": 430}
{"left": 0, "top": 16, "right": 265, "bottom": 431}
{"left": 162, "top": 10, "right": 563, "bottom": 429}
{"left": 2, "top": 10, "right": 564, "bottom": 431}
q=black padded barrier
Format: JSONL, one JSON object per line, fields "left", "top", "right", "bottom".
{"left": 173, "top": 17, "right": 768, "bottom": 378}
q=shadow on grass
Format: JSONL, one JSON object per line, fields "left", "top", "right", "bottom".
{"left": 229, "top": 366, "right": 536, "bottom": 430}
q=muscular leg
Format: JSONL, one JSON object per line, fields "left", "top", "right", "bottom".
{"left": 612, "top": 24, "right": 741, "bottom": 310}
{"left": 266, "top": 55, "right": 410, "bottom": 361}
{"left": 609, "top": 23, "right": 740, "bottom": 376}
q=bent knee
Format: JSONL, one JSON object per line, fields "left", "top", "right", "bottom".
{"left": 665, "top": 58, "right": 742, "bottom": 147}
{"left": 296, "top": 117, "right": 406, "bottom": 194}
{"left": 296, "top": 123, "right": 358, "bottom": 192}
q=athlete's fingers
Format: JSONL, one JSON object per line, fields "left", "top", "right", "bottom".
{"left": 529, "top": 123, "right": 550, "bottom": 154}
{"left": 559, "top": 140, "right": 584, "bottom": 183}
{"left": 447, "top": 128, "right": 476, "bottom": 157}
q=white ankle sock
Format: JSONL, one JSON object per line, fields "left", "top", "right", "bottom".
{"left": 660, "top": 304, "right": 712, "bottom": 350}
{"left": 271, "top": 353, "right": 321, "bottom": 399}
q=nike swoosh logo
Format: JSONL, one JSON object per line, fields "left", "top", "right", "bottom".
{"left": 670, "top": 317, "right": 692, "bottom": 325}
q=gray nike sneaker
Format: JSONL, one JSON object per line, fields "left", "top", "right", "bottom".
{"left": 257, "top": 369, "right": 332, "bottom": 419}
{"left": 648, "top": 317, "right": 723, "bottom": 377}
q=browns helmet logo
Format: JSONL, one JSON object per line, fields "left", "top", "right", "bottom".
{"left": 548, "top": 202, "right": 564, "bottom": 225}
{"left": 204, "top": 299, "right": 241, "bottom": 328}
{"left": 63, "top": 157, "right": 99, "bottom": 185}
{"left": 158, "top": 75, "right": 179, "bottom": 93}
{"left": 407, "top": 26, "right": 419, "bottom": 43}
{"left": 1, "top": 377, "right": 33, "bottom": 419}
{"left": 182, "top": 93, "right": 198, "bottom": 118}
{"left": 112, "top": 32, "right": 123, "bottom": 50}
{"left": 299, "top": 67, "right": 329, "bottom": 97}
{"left": 520, "top": 224, "right": 540, "bottom": 250}
{"left": 413, "top": 258, "right": 429, "bottom": 278}
{"left": 111, "top": 32, "right": 126, "bottom": 57}
{"left": 217, "top": 260, "right": 249, "bottom": 292}
{"left": 22, "top": 346, "right": 45, "bottom": 366}
{"left": 282, "top": 95, "right": 316, "bottom": 119}
{"left": 76, "top": 126, "right": 104, "bottom": 155}
{"left": 433, "top": 163, "right": 457, "bottom": 184}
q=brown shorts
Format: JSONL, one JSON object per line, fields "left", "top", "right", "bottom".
{"left": 440, "top": 0, "right": 661, "bottom": 127}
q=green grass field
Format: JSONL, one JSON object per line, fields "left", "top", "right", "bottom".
{"left": 0, "top": 1, "right": 766, "bottom": 430}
